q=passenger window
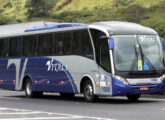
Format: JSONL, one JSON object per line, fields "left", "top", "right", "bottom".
{"left": 73, "top": 30, "right": 93, "bottom": 59}
{"left": 38, "top": 34, "right": 53, "bottom": 56}
{"left": 9, "top": 37, "right": 22, "bottom": 57}
{"left": 81, "top": 30, "right": 93, "bottom": 59}
{"left": 63, "top": 32, "right": 72, "bottom": 55}
{"left": 23, "top": 36, "right": 37, "bottom": 57}
{"left": 0, "top": 39, "right": 8, "bottom": 57}
{"left": 56, "top": 32, "right": 72, "bottom": 55}
{"left": 73, "top": 31, "right": 81, "bottom": 55}
{"left": 56, "top": 33, "right": 64, "bottom": 55}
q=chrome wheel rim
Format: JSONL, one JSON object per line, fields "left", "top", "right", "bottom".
{"left": 26, "top": 82, "right": 32, "bottom": 95}
{"left": 85, "top": 84, "right": 93, "bottom": 98}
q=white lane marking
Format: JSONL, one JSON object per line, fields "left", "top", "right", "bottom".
{"left": 0, "top": 111, "right": 42, "bottom": 114}
{"left": 0, "top": 117, "right": 83, "bottom": 120}
{"left": 0, "top": 107, "right": 116, "bottom": 120}
{"left": 140, "top": 97, "right": 165, "bottom": 101}
{"left": 111, "top": 96, "right": 165, "bottom": 101}
{"left": 0, "top": 108, "right": 9, "bottom": 110}
{"left": 0, "top": 97, "right": 20, "bottom": 100}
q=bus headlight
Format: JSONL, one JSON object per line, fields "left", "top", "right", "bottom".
{"left": 113, "top": 75, "right": 128, "bottom": 85}
{"left": 157, "top": 74, "right": 165, "bottom": 83}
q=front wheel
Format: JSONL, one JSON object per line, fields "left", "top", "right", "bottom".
{"left": 127, "top": 94, "right": 141, "bottom": 101}
{"left": 24, "top": 79, "right": 43, "bottom": 98}
{"left": 83, "top": 80, "right": 98, "bottom": 102}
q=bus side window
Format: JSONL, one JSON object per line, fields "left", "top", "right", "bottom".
{"left": 56, "top": 32, "right": 72, "bottom": 55}
{"left": 47, "top": 34, "right": 54, "bottom": 56}
{"left": 73, "top": 30, "right": 94, "bottom": 59}
{"left": 38, "top": 35, "right": 47, "bottom": 56}
{"left": 38, "top": 34, "right": 53, "bottom": 56}
{"left": 0, "top": 39, "right": 8, "bottom": 57}
{"left": 63, "top": 32, "right": 72, "bottom": 55}
{"left": 81, "top": 30, "right": 93, "bottom": 59}
{"left": 90, "top": 29, "right": 111, "bottom": 72}
{"left": 56, "top": 33, "right": 64, "bottom": 55}
{"left": 9, "top": 37, "right": 22, "bottom": 57}
{"left": 100, "top": 38, "right": 111, "bottom": 72}
{"left": 73, "top": 31, "right": 81, "bottom": 55}
{"left": 23, "top": 36, "right": 37, "bottom": 57}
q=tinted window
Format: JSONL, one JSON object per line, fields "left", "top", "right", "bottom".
{"left": 81, "top": 30, "right": 93, "bottom": 58}
{"left": 0, "top": 39, "right": 8, "bottom": 57}
{"left": 100, "top": 38, "right": 111, "bottom": 72}
{"left": 56, "top": 32, "right": 72, "bottom": 55}
{"left": 38, "top": 34, "right": 54, "bottom": 56}
{"left": 23, "top": 36, "right": 37, "bottom": 57}
{"left": 73, "top": 31, "right": 81, "bottom": 55}
{"left": 9, "top": 37, "right": 22, "bottom": 57}
{"left": 90, "top": 29, "right": 111, "bottom": 72}
{"left": 73, "top": 30, "right": 93, "bottom": 59}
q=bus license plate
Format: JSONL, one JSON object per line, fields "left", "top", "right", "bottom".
{"left": 140, "top": 87, "right": 149, "bottom": 91}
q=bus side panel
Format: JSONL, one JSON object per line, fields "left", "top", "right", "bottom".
{"left": 54, "top": 56, "right": 101, "bottom": 95}
{"left": 24, "top": 57, "right": 78, "bottom": 93}
{"left": 0, "top": 59, "right": 15, "bottom": 90}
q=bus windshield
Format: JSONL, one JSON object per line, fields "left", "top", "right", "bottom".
{"left": 112, "top": 35, "right": 164, "bottom": 71}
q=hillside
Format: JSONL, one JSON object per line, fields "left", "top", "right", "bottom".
{"left": 0, "top": 0, "right": 165, "bottom": 37}
{"left": 54, "top": 0, "right": 162, "bottom": 12}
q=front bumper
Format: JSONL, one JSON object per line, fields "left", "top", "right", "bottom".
{"left": 112, "top": 78, "right": 165, "bottom": 96}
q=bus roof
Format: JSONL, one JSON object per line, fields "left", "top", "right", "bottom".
{"left": 0, "top": 21, "right": 158, "bottom": 38}
{"left": 0, "top": 21, "right": 87, "bottom": 38}
{"left": 24, "top": 23, "right": 85, "bottom": 32}
{"left": 90, "top": 21, "right": 157, "bottom": 35}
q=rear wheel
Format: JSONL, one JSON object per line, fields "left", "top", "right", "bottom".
{"left": 83, "top": 80, "right": 98, "bottom": 102}
{"left": 24, "top": 79, "right": 43, "bottom": 98}
{"left": 127, "top": 94, "right": 141, "bottom": 101}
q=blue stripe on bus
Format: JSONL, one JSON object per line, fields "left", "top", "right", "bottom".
{"left": 0, "top": 57, "right": 78, "bottom": 93}
{"left": 25, "top": 23, "right": 85, "bottom": 32}
{"left": 55, "top": 59, "right": 78, "bottom": 93}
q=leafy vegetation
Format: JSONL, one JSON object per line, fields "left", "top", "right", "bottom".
{"left": 0, "top": 0, "right": 165, "bottom": 37}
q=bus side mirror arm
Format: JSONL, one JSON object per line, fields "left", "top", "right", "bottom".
{"left": 108, "top": 38, "right": 114, "bottom": 50}
{"left": 100, "top": 36, "right": 109, "bottom": 39}
{"left": 161, "top": 39, "right": 164, "bottom": 50}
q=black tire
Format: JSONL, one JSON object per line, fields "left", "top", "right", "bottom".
{"left": 60, "top": 93, "right": 75, "bottom": 98}
{"left": 24, "top": 79, "right": 43, "bottom": 98}
{"left": 83, "top": 80, "right": 98, "bottom": 102}
{"left": 127, "top": 94, "right": 141, "bottom": 101}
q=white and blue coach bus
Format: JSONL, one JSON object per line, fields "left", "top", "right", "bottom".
{"left": 0, "top": 21, "right": 165, "bottom": 101}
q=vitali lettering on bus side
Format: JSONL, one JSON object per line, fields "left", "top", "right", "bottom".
{"left": 46, "top": 59, "right": 67, "bottom": 72}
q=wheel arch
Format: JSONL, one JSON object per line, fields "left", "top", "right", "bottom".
{"left": 80, "top": 74, "right": 96, "bottom": 94}
{"left": 22, "top": 75, "right": 34, "bottom": 90}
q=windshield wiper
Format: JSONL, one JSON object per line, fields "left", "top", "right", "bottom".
{"left": 129, "top": 44, "right": 156, "bottom": 74}
{"left": 137, "top": 39, "right": 157, "bottom": 72}
{"left": 129, "top": 45, "right": 138, "bottom": 71}
{"left": 129, "top": 37, "right": 157, "bottom": 74}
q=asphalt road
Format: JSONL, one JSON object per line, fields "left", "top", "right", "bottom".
{"left": 0, "top": 90, "right": 165, "bottom": 120}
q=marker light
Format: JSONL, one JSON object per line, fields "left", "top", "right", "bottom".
{"left": 113, "top": 75, "right": 128, "bottom": 85}
{"left": 157, "top": 74, "right": 165, "bottom": 83}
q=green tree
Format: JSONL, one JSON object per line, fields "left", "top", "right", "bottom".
{"left": 25, "top": 0, "right": 54, "bottom": 18}
{"left": 113, "top": 0, "right": 134, "bottom": 7}
{"left": 125, "top": 4, "right": 146, "bottom": 22}
{"left": 141, "top": 16, "right": 165, "bottom": 38}
{"left": 0, "top": 12, "right": 9, "bottom": 25}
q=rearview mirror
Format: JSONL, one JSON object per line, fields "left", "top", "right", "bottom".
{"left": 108, "top": 38, "right": 114, "bottom": 50}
